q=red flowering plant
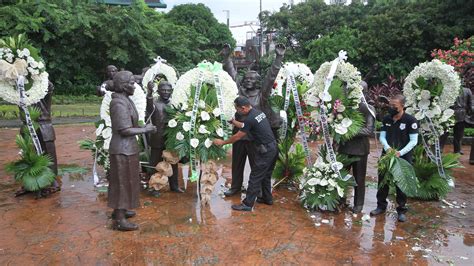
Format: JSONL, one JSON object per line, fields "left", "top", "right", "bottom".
{"left": 432, "top": 36, "right": 474, "bottom": 72}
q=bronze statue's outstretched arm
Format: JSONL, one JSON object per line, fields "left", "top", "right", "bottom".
{"left": 221, "top": 44, "right": 237, "bottom": 81}
{"left": 261, "top": 44, "right": 286, "bottom": 100}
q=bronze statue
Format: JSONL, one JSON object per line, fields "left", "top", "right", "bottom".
{"left": 146, "top": 80, "right": 183, "bottom": 193}
{"left": 220, "top": 43, "right": 285, "bottom": 197}
{"left": 96, "top": 65, "right": 118, "bottom": 96}
{"left": 108, "top": 71, "right": 156, "bottom": 231}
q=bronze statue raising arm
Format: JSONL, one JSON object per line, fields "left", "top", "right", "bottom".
{"left": 261, "top": 44, "right": 286, "bottom": 100}
{"left": 221, "top": 44, "right": 237, "bottom": 81}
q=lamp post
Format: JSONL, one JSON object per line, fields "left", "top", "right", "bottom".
{"left": 223, "top": 10, "right": 230, "bottom": 28}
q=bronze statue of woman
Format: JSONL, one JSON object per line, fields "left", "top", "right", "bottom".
{"left": 108, "top": 71, "right": 156, "bottom": 231}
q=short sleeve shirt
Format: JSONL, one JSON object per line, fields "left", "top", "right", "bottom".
{"left": 239, "top": 108, "right": 275, "bottom": 145}
{"left": 381, "top": 113, "right": 418, "bottom": 157}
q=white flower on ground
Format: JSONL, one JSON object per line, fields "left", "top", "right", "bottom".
{"left": 198, "top": 125, "right": 209, "bottom": 134}
{"left": 212, "top": 108, "right": 222, "bottom": 117}
{"left": 168, "top": 119, "right": 178, "bottom": 128}
{"left": 307, "top": 178, "right": 320, "bottom": 186}
{"left": 190, "top": 138, "right": 199, "bottom": 148}
{"left": 176, "top": 132, "right": 185, "bottom": 141}
{"left": 216, "top": 128, "right": 224, "bottom": 137}
{"left": 183, "top": 122, "right": 191, "bottom": 132}
{"left": 200, "top": 111, "right": 210, "bottom": 121}
{"left": 204, "top": 138, "right": 213, "bottom": 148}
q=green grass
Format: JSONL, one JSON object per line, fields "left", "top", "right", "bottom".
{"left": 0, "top": 104, "right": 100, "bottom": 120}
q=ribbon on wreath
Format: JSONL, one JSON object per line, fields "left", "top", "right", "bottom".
{"left": 211, "top": 62, "right": 228, "bottom": 139}
{"left": 419, "top": 111, "right": 453, "bottom": 187}
{"left": 319, "top": 51, "right": 351, "bottom": 181}
{"left": 287, "top": 73, "right": 312, "bottom": 166}
{"left": 17, "top": 76, "right": 43, "bottom": 155}
{"left": 279, "top": 74, "right": 292, "bottom": 140}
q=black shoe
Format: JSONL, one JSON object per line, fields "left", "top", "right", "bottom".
{"left": 398, "top": 213, "right": 407, "bottom": 222}
{"left": 231, "top": 203, "right": 253, "bottom": 211}
{"left": 256, "top": 197, "right": 273, "bottom": 205}
{"left": 351, "top": 206, "right": 363, "bottom": 214}
{"left": 224, "top": 188, "right": 241, "bottom": 197}
{"left": 112, "top": 219, "right": 139, "bottom": 231}
{"left": 370, "top": 208, "right": 386, "bottom": 216}
{"left": 170, "top": 188, "right": 185, "bottom": 193}
{"left": 112, "top": 210, "right": 136, "bottom": 219}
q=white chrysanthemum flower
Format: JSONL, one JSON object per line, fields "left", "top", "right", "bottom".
{"left": 168, "top": 119, "right": 178, "bottom": 128}
{"left": 190, "top": 138, "right": 199, "bottom": 148}
{"left": 176, "top": 132, "right": 184, "bottom": 141}
{"left": 37, "top": 61, "right": 44, "bottom": 69}
{"left": 420, "top": 90, "right": 431, "bottom": 100}
{"left": 212, "top": 107, "right": 222, "bottom": 117}
{"left": 216, "top": 128, "right": 224, "bottom": 137}
{"left": 200, "top": 111, "right": 210, "bottom": 121}
{"left": 204, "top": 138, "right": 213, "bottom": 148}
{"left": 198, "top": 124, "right": 209, "bottom": 134}
{"left": 182, "top": 122, "right": 191, "bottom": 132}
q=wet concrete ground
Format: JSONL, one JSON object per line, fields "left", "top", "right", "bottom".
{"left": 0, "top": 124, "right": 473, "bottom": 265}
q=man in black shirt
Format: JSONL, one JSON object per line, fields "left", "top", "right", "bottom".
{"left": 214, "top": 96, "right": 277, "bottom": 211}
{"left": 370, "top": 95, "right": 418, "bottom": 222}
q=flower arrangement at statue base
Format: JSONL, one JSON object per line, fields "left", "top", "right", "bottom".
{"left": 411, "top": 145, "right": 461, "bottom": 200}
{"left": 165, "top": 61, "right": 238, "bottom": 189}
{"left": 270, "top": 75, "right": 315, "bottom": 185}
{"left": 5, "top": 108, "right": 56, "bottom": 196}
{"left": 378, "top": 150, "right": 419, "bottom": 197}
{"left": 299, "top": 149, "right": 357, "bottom": 212}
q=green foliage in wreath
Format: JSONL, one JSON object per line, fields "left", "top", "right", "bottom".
{"left": 272, "top": 139, "right": 306, "bottom": 181}
{"left": 411, "top": 145, "right": 461, "bottom": 200}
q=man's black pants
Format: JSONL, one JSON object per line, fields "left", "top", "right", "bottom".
{"left": 453, "top": 121, "right": 466, "bottom": 153}
{"left": 243, "top": 142, "right": 277, "bottom": 207}
{"left": 346, "top": 154, "right": 368, "bottom": 208}
{"left": 376, "top": 156, "right": 411, "bottom": 214}
{"left": 230, "top": 140, "right": 255, "bottom": 191}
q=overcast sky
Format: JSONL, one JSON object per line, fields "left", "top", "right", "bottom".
{"left": 162, "top": 0, "right": 309, "bottom": 45}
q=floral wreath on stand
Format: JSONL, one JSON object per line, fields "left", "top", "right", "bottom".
{"left": 80, "top": 83, "right": 146, "bottom": 187}
{"left": 304, "top": 60, "right": 364, "bottom": 143}
{"left": 141, "top": 56, "right": 178, "bottom": 96}
{"left": 0, "top": 35, "right": 49, "bottom": 106}
{"left": 403, "top": 59, "right": 462, "bottom": 193}
{"left": 1, "top": 34, "right": 56, "bottom": 194}
{"left": 301, "top": 51, "right": 363, "bottom": 211}
{"left": 165, "top": 61, "right": 238, "bottom": 193}
{"left": 403, "top": 59, "right": 461, "bottom": 139}
{"left": 269, "top": 62, "right": 315, "bottom": 187}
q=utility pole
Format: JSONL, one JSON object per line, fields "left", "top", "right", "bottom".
{"left": 259, "top": 0, "right": 264, "bottom": 57}
{"left": 223, "top": 10, "right": 230, "bottom": 28}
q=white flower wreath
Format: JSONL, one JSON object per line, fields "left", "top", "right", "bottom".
{"left": 141, "top": 57, "right": 178, "bottom": 94}
{"left": 0, "top": 46, "right": 49, "bottom": 106}
{"left": 98, "top": 83, "right": 147, "bottom": 150}
{"left": 304, "top": 60, "right": 363, "bottom": 137}
{"left": 272, "top": 62, "right": 314, "bottom": 96}
{"left": 403, "top": 60, "right": 461, "bottom": 134}
{"left": 172, "top": 62, "right": 238, "bottom": 119}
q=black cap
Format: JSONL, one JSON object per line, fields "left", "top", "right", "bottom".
{"left": 234, "top": 96, "right": 251, "bottom": 107}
